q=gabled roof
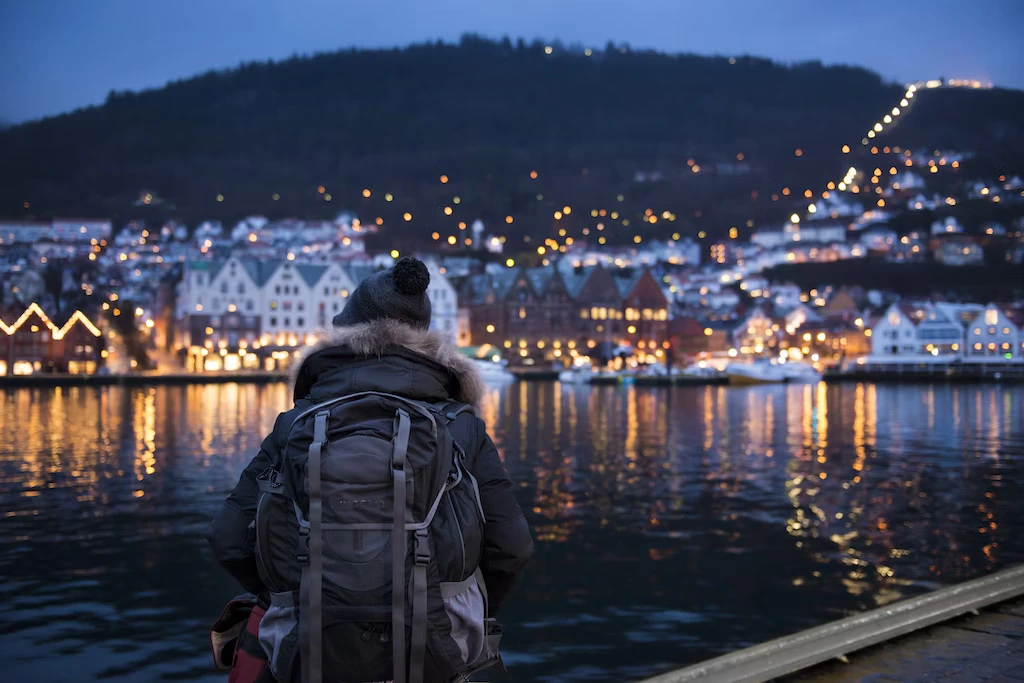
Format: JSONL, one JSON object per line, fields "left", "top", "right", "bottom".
{"left": 611, "top": 269, "right": 644, "bottom": 298}
{"left": 562, "top": 266, "right": 593, "bottom": 299}
{"left": 491, "top": 268, "right": 521, "bottom": 299}
{"left": 466, "top": 274, "right": 496, "bottom": 306}
{"left": 346, "top": 263, "right": 382, "bottom": 286}
{"left": 295, "top": 264, "right": 328, "bottom": 288}
{"left": 191, "top": 259, "right": 228, "bottom": 282}
{"left": 239, "top": 259, "right": 280, "bottom": 287}
{"left": 526, "top": 267, "right": 554, "bottom": 295}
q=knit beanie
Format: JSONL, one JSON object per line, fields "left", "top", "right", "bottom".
{"left": 333, "top": 257, "right": 432, "bottom": 329}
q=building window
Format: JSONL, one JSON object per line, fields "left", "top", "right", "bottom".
{"left": 985, "top": 309, "right": 998, "bottom": 326}
{"left": 324, "top": 286, "right": 329, "bottom": 296}
{"left": 270, "top": 300, "right": 278, "bottom": 310}
{"left": 333, "top": 302, "right": 339, "bottom": 311}
{"left": 1003, "top": 328, "right": 1010, "bottom": 335}
{"left": 247, "top": 300, "right": 254, "bottom": 311}
{"left": 974, "top": 328, "right": 981, "bottom": 335}
{"left": 580, "top": 309, "right": 589, "bottom": 319}
{"left": 297, "top": 317, "right": 304, "bottom": 327}
{"left": 519, "top": 307, "right": 526, "bottom": 319}
{"left": 276, "top": 286, "right": 281, "bottom": 295}
{"left": 284, "top": 317, "right": 291, "bottom": 327}
{"left": 298, "top": 302, "right": 304, "bottom": 311}
{"left": 238, "top": 283, "right": 245, "bottom": 294}
{"left": 221, "top": 282, "right": 228, "bottom": 294}
{"left": 270, "top": 317, "right": 277, "bottom": 327}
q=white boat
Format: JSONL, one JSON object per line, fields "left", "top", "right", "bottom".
{"left": 682, "top": 363, "right": 721, "bottom": 378}
{"left": 635, "top": 363, "right": 682, "bottom": 378}
{"left": 559, "top": 360, "right": 594, "bottom": 383}
{"left": 472, "top": 358, "right": 514, "bottom": 383}
{"left": 781, "top": 361, "right": 823, "bottom": 383}
{"left": 726, "top": 359, "right": 787, "bottom": 385}
{"left": 727, "top": 359, "right": 822, "bottom": 385}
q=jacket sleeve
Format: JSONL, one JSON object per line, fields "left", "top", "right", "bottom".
{"left": 469, "top": 417, "right": 534, "bottom": 616}
{"left": 207, "top": 426, "right": 281, "bottom": 595}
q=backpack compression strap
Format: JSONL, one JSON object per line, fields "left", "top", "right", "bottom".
{"left": 392, "top": 409, "right": 411, "bottom": 683}
{"left": 304, "top": 410, "right": 329, "bottom": 683}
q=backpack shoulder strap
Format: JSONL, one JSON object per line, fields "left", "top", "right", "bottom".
{"left": 432, "top": 399, "right": 474, "bottom": 424}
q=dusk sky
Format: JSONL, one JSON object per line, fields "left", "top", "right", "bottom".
{"left": 2, "top": 0, "right": 1022, "bottom": 124}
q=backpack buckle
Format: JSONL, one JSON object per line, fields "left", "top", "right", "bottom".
{"left": 414, "top": 529, "right": 430, "bottom": 566}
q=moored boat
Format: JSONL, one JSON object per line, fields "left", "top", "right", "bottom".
{"left": 472, "top": 357, "right": 515, "bottom": 382}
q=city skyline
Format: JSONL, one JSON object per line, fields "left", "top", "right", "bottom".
{"left": 2, "top": 0, "right": 1023, "bottom": 124}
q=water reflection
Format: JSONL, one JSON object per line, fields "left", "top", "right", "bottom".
{"left": 0, "top": 382, "right": 1021, "bottom": 682}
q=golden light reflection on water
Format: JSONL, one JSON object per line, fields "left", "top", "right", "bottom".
{"left": 479, "top": 382, "right": 1024, "bottom": 609}
{"left": 0, "top": 382, "right": 1021, "bottom": 611}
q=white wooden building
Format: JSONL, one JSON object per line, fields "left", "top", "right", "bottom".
{"left": 870, "top": 304, "right": 963, "bottom": 357}
{"left": 424, "top": 259, "right": 459, "bottom": 343}
{"left": 965, "top": 305, "right": 1018, "bottom": 358}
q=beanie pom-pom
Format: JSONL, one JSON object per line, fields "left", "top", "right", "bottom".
{"left": 392, "top": 257, "right": 430, "bottom": 295}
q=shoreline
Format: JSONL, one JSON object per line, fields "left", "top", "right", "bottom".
{"left": 0, "top": 371, "right": 289, "bottom": 388}
{"left": 1, "top": 370, "right": 1022, "bottom": 388}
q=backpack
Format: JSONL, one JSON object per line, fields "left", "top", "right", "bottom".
{"left": 252, "top": 391, "right": 501, "bottom": 683}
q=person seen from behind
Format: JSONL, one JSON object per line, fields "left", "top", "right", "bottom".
{"left": 207, "top": 257, "right": 534, "bottom": 683}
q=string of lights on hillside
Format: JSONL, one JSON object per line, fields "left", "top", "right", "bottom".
{"left": 193, "top": 73, "right": 996, "bottom": 262}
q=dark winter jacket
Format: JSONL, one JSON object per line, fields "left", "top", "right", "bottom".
{"left": 207, "top": 319, "right": 534, "bottom": 616}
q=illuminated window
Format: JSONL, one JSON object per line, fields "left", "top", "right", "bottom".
{"left": 580, "top": 309, "right": 589, "bottom": 319}
{"left": 985, "top": 309, "right": 998, "bottom": 325}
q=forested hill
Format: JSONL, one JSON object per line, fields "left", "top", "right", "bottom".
{"left": 3, "top": 36, "right": 1023, "bottom": 247}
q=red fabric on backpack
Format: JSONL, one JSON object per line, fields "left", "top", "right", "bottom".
{"left": 229, "top": 605, "right": 270, "bottom": 683}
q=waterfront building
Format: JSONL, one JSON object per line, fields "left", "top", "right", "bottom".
{"left": 869, "top": 303, "right": 962, "bottom": 358}
{"left": 423, "top": 259, "right": 458, "bottom": 343}
{"left": 964, "top": 305, "right": 1018, "bottom": 358}
{"left": 0, "top": 303, "right": 105, "bottom": 375}
{"left": 176, "top": 256, "right": 357, "bottom": 371}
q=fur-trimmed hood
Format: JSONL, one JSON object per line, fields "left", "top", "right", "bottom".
{"left": 289, "top": 319, "right": 485, "bottom": 409}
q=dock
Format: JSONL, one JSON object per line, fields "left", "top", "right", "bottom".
{"left": 0, "top": 370, "right": 289, "bottom": 388}
{"left": 827, "top": 359, "right": 1024, "bottom": 384}
{"left": 639, "top": 565, "right": 1024, "bottom": 683}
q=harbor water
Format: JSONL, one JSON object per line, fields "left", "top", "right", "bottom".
{"left": 1, "top": 381, "right": 1022, "bottom": 682}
